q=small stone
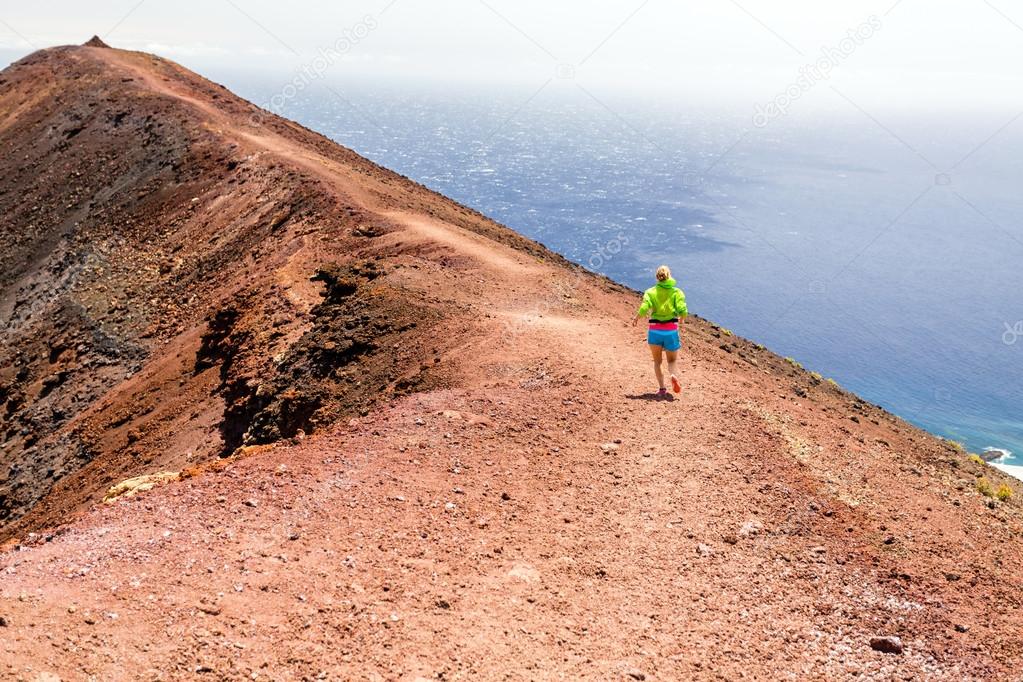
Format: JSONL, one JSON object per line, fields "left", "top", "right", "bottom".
{"left": 869, "top": 635, "right": 903, "bottom": 654}
{"left": 444, "top": 502, "right": 456, "bottom": 511}
{"left": 955, "top": 624, "right": 969, "bottom": 633}
{"left": 739, "top": 519, "right": 763, "bottom": 537}
{"left": 288, "top": 532, "right": 300, "bottom": 541}
{"left": 197, "top": 603, "right": 222, "bottom": 616}
{"left": 501, "top": 492, "right": 511, "bottom": 501}
{"left": 696, "top": 543, "right": 713, "bottom": 557}
{"left": 622, "top": 667, "right": 646, "bottom": 680}
{"left": 243, "top": 499, "right": 258, "bottom": 508}
{"left": 600, "top": 442, "right": 619, "bottom": 453}
{"left": 507, "top": 563, "right": 540, "bottom": 584}
{"left": 722, "top": 534, "right": 738, "bottom": 545}
{"left": 0, "top": 615, "right": 7, "bottom": 627}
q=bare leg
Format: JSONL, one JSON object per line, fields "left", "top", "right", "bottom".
{"left": 666, "top": 350, "right": 678, "bottom": 383}
{"left": 648, "top": 344, "right": 665, "bottom": 390}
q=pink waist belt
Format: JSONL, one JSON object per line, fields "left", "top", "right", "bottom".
{"left": 649, "top": 321, "right": 678, "bottom": 331}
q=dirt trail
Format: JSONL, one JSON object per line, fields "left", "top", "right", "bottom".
{"left": 1, "top": 43, "right": 1023, "bottom": 682}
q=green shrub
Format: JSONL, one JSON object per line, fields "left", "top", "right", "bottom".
{"left": 947, "top": 440, "right": 965, "bottom": 453}
{"left": 826, "top": 378, "right": 839, "bottom": 388}
{"left": 784, "top": 357, "right": 802, "bottom": 369}
{"left": 977, "top": 477, "right": 994, "bottom": 497}
{"left": 997, "top": 483, "right": 1013, "bottom": 502}
{"left": 721, "top": 328, "right": 733, "bottom": 337}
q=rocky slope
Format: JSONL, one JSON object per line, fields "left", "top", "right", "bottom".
{"left": 0, "top": 37, "right": 563, "bottom": 541}
{"left": 1, "top": 40, "right": 1022, "bottom": 681}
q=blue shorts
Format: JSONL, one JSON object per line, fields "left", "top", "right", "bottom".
{"left": 647, "top": 328, "right": 680, "bottom": 351}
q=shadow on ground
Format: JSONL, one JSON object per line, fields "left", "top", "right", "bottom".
{"left": 625, "top": 392, "right": 675, "bottom": 402}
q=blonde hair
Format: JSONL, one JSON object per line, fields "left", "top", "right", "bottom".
{"left": 655, "top": 265, "right": 671, "bottom": 282}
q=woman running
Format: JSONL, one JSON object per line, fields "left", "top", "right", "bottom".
{"left": 633, "top": 265, "right": 688, "bottom": 397}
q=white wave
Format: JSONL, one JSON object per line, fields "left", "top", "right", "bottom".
{"left": 982, "top": 447, "right": 1012, "bottom": 462}
{"left": 992, "top": 462, "right": 1023, "bottom": 482}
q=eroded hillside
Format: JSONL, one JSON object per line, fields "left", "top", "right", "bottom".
{"left": 0, "top": 39, "right": 585, "bottom": 541}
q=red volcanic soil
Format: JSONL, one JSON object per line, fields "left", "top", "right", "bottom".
{"left": 1, "top": 40, "right": 1022, "bottom": 681}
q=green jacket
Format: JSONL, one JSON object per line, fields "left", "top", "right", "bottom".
{"left": 637, "top": 277, "right": 688, "bottom": 321}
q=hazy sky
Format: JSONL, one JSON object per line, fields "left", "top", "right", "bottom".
{"left": 2, "top": 0, "right": 1023, "bottom": 112}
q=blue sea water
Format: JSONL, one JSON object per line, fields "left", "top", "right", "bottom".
{"left": 212, "top": 77, "right": 1023, "bottom": 464}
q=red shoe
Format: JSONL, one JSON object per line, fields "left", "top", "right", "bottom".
{"left": 670, "top": 375, "right": 682, "bottom": 394}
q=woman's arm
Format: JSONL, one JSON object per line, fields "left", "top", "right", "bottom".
{"left": 634, "top": 291, "right": 652, "bottom": 326}
{"left": 675, "top": 289, "right": 688, "bottom": 319}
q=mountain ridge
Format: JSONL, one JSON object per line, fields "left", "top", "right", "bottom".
{"left": 1, "top": 41, "right": 1022, "bottom": 679}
